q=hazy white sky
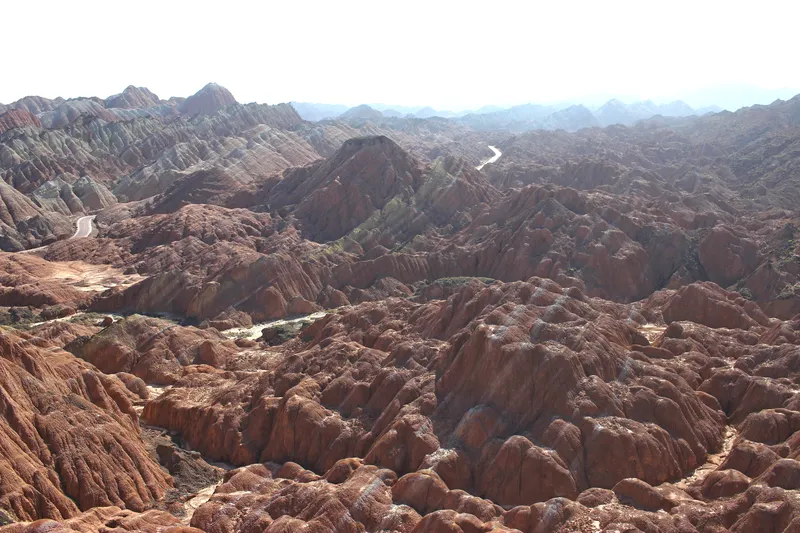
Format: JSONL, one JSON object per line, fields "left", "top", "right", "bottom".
{"left": 4, "top": 0, "right": 799, "bottom": 110}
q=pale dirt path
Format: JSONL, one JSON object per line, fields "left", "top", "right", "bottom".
{"left": 136, "top": 384, "right": 230, "bottom": 523}
{"left": 72, "top": 215, "right": 96, "bottom": 238}
{"left": 675, "top": 426, "right": 739, "bottom": 490}
{"left": 476, "top": 145, "right": 502, "bottom": 170}
{"left": 224, "top": 311, "right": 329, "bottom": 340}
{"left": 182, "top": 482, "right": 222, "bottom": 524}
{"left": 19, "top": 214, "right": 96, "bottom": 254}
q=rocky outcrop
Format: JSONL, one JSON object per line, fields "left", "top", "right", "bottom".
{"left": 0, "top": 252, "right": 112, "bottom": 309}
{"left": 148, "top": 167, "right": 258, "bottom": 213}
{"left": 70, "top": 176, "right": 117, "bottom": 211}
{"left": 0, "top": 268, "right": 79, "bottom": 308}
{"left": 31, "top": 178, "right": 85, "bottom": 215}
{"left": 1, "top": 84, "right": 324, "bottom": 205}
{"left": 31, "top": 170, "right": 117, "bottom": 216}
{"left": 1, "top": 95, "right": 65, "bottom": 115}
{"left": 0, "top": 329, "right": 172, "bottom": 522}
{"left": 699, "top": 226, "right": 760, "bottom": 287}
{"left": 0, "top": 507, "right": 186, "bottom": 533}
{"left": 0, "top": 181, "right": 46, "bottom": 228}
{"left": 37, "top": 99, "right": 127, "bottom": 129}
{"left": 67, "top": 314, "right": 239, "bottom": 384}
{"left": 0, "top": 181, "right": 72, "bottom": 251}
{"left": 77, "top": 276, "right": 800, "bottom": 532}
{"left": 662, "top": 282, "right": 770, "bottom": 330}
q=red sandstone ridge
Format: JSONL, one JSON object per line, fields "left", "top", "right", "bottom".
{"left": 177, "top": 83, "right": 238, "bottom": 116}
{"left": 72, "top": 275, "right": 799, "bottom": 532}
{"left": 67, "top": 314, "right": 239, "bottom": 384}
{"left": 140, "top": 279, "right": 723, "bottom": 498}
{"left": 0, "top": 329, "right": 171, "bottom": 522}
{"left": 0, "top": 110, "right": 42, "bottom": 135}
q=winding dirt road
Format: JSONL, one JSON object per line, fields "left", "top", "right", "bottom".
{"left": 476, "top": 145, "right": 502, "bottom": 170}
{"left": 72, "top": 215, "right": 96, "bottom": 238}
{"left": 19, "top": 215, "right": 96, "bottom": 254}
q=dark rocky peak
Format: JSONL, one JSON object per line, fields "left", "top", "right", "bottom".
{"left": 331, "top": 135, "right": 421, "bottom": 177}
{"left": 267, "top": 136, "right": 425, "bottom": 241}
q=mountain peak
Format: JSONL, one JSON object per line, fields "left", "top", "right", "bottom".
{"left": 340, "top": 134, "right": 396, "bottom": 151}
{"left": 178, "top": 82, "right": 238, "bottom": 116}
{"left": 415, "top": 106, "right": 439, "bottom": 118}
{"left": 340, "top": 104, "right": 383, "bottom": 121}
{"left": 331, "top": 135, "right": 421, "bottom": 175}
{"left": 268, "top": 135, "right": 423, "bottom": 241}
{"left": 600, "top": 98, "right": 625, "bottom": 108}
{"left": 105, "top": 85, "right": 161, "bottom": 109}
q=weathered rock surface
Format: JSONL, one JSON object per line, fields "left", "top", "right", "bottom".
{"left": 67, "top": 314, "right": 239, "bottom": 384}
{"left": 139, "top": 279, "right": 723, "bottom": 503}
{"left": 0, "top": 329, "right": 171, "bottom": 522}
{"left": 268, "top": 135, "right": 426, "bottom": 241}
{"left": 105, "top": 86, "right": 162, "bottom": 110}
{"left": 29, "top": 175, "right": 116, "bottom": 217}
{"left": 0, "top": 507, "right": 186, "bottom": 533}
{"left": 663, "top": 282, "right": 770, "bottom": 330}
{"left": 0, "top": 182, "right": 72, "bottom": 250}
{"left": 0, "top": 110, "right": 42, "bottom": 135}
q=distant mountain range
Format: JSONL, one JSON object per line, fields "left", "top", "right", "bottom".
{"left": 288, "top": 102, "right": 348, "bottom": 121}
{"left": 673, "top": 84, "right": 800, "bottom": 112}
{"left": 293, "top": 98, "right": 727, "bottom": 133}
{"left": 290, "top": 85, "right": 800, "bottom": 132}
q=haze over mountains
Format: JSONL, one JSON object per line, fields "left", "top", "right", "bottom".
{"left": 289, "top": 83, "right": 800, "bottom": 132}
{"left": 3, "top": 77, "right": 800, "bottom": 533}
{"left": 294, "top": 98, "right": 724, "bottom": 131}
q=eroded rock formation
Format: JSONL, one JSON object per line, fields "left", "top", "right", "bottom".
{"left": 2, "top": 85, "right": 800, "bottom": 533}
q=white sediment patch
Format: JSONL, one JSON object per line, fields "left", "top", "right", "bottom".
{"left": 640, "top": 323, "right": 667, "bottom": 343}
{"left": 224, "top": 311, "right": 328, "bottom": 341}
{"left": 183, "top": 482, "right": 221, "bottom": 524}
{"left": 146, "top": 384, "right": 171, "bottom": 400}
{"left": 28, "top": 311, "right": 87, "bottom": 328}
{"left": 134, "top": 384, "right": 172, "bottom": 415}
